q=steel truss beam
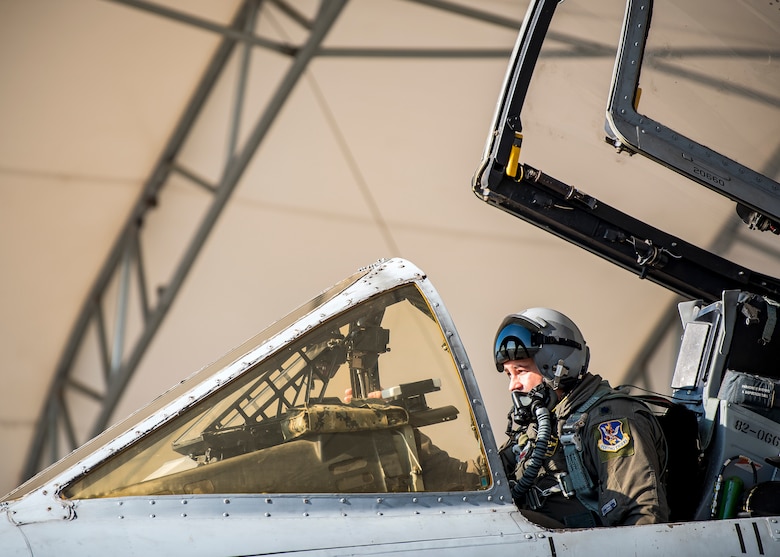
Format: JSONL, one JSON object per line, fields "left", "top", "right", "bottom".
{"left": 22, "top": 0, "right": 524, "bottom": 482}
{"left": 22, "top": 0, "right": 349, "bottom": 481}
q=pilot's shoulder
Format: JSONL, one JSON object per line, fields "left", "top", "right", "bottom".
{"left": 586, "top": 392, "right": 657, "bottom": 425}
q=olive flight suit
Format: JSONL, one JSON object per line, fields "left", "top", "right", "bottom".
{"left": 501, "top": 373, "right": 669, "bottom": 528}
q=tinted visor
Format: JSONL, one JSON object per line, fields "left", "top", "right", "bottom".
{"left": 494, "top": 322, "right": 543, "bottom": 371}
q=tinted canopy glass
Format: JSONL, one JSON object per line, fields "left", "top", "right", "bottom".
{"left": 63, "top": 285, "right": 488, "bottom": 498}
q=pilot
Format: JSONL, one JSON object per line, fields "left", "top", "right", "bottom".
{"left": 494, "top": 308, "right": 669, "bottom": 528}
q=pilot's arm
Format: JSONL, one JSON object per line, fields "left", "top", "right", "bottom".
{"left": 584, "top": 399, "right": 669, "bottom": 526}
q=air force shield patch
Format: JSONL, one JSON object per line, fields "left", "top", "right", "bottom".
{"left": 595, "top": 418, "right": 634, "bottom": 460}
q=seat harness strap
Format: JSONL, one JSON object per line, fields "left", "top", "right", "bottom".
{"left": 561, "top": 385, "right": 622, "bottom": 513}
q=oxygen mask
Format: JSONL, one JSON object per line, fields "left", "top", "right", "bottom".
{"left": 510, "top": 383, "right": 551, "bottom": 426}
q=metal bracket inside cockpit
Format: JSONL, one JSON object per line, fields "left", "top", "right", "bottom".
{"left": 381, "top": 379, "right": 459, "bottom": 428}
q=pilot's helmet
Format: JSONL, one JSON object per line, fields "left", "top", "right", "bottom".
{"left": 494, "top": 307, "right": 590, "bottom": 390}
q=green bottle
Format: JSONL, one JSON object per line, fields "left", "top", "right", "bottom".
{"left": 717, "top": 476, "right": 744, "bottom": 519}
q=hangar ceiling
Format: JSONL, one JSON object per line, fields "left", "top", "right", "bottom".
{"left": 2, "top": 0, "right": 778, "bottom": 496}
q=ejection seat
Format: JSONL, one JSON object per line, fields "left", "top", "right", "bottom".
{"left": 670, "top": 291, "right": 780, "bottom": 521}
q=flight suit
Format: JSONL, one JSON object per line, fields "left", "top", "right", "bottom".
{"left": 501, "top": 373, "right": 669, "bottom": 527}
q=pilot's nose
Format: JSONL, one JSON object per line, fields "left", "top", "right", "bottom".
{"left": 508, "top": 374, "right": 524, "bottom": 392}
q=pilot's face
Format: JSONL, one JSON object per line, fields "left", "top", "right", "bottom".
{"left": 503, "top": 358, "right": 544, "bottom": 393}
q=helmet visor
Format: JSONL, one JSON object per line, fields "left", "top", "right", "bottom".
{"left": 494, "top": 321, "right": 543, "bottom": 371}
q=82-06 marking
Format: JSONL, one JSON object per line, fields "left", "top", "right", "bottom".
{"left": 733, "top": 418, "right": 780, "bottom": 447}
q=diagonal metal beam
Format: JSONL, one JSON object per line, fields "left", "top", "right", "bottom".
{"left": 22, "top": 0, "right": 348, "bottom": 481}
{"left": 92, "top": 0, "right": 349, "bottom": 438}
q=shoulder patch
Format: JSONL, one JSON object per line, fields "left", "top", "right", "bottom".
{"left": 595, "top": 418, "right": 635, "bottom": 460}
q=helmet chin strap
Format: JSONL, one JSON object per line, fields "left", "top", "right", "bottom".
{"left": 545, "top": 383, "right": 560, "bottom": 409}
